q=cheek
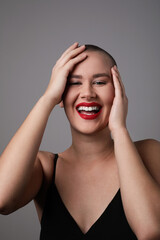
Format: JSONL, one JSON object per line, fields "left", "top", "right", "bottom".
{"left": 103, "top": 86, "right": 115, "bottom": 105}
{"left": 62, "top": 87, "right": 75, "bottom": 106}
{"left": 62, "top": 88, "right": 78, "bottom": 115}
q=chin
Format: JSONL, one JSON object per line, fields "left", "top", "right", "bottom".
{"left": 71, "top": 122, "right": 109, "bottom": 136}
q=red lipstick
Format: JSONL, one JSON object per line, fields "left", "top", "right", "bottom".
{"left": 76, "top": 102, "right": 102, "bottom": 120}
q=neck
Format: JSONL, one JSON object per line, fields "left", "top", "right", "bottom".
{"left": 69, "top": 127, "right": 114, "bottom": 164}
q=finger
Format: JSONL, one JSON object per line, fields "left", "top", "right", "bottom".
{"left": 112, "top": 66, "right": 126, "bottom": 98}
{"left": 111, "top": 66, "right": 123, "bottom": 98}
{"left": 58, "top": 45, "right": 86, "bottom": 67}
{"left": 64, "top": 52, "right": 87, "bottom": 72}
{"left": 114, "top": 66, "right": 126, "bottom": 96}
{"left": 58, "top": 42, "right": 79, "bottom": 62}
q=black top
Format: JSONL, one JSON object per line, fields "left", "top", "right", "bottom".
{"left": 40, "top": 154, "right": 138, "bottom": 239}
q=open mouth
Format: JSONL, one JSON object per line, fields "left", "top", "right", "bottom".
{"left": 76, "top": 102, "right": 102, "bottom": 120}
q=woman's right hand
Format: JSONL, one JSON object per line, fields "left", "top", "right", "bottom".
{"left": 0, "top": 43, "right": 87, "bottom": 214}
{"left": 44, "top": 42, "right": 87, "bottom": 105}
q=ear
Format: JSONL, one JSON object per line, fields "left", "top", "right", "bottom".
{"left": 59, "top": 100, "right": 64, "bottom": 108}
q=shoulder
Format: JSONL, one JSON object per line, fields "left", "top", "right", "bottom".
{"left": 135, "top": 138, "right": 160, "bottom": 160}
{"left": 35, "top": 151, "right": 56, "bottom": 195}
{"left": 134, "top": 139, "right": 160, "bottom": 185}
{"left": 34, "top": 151, "right": 56, "bottom": 220}
{"left": 37, "top": 151, "right": 55, "bottom": 184}
{"left": 34, "top": 151, "right": 56, "bottom": 199}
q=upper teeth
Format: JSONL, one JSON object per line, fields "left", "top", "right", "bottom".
{"left": 77, "top": 106, "right": 100, "bottom": 111}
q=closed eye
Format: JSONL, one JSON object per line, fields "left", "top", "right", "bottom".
{"left": 93, "top": 81, "right": 107, "bottom": 85}
{"left": 68, "top": 82, "right": 82, "bottom": 85}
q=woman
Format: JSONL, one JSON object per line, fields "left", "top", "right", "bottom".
{"left": 0, "top": 43, "right": 160, "bottom": 239}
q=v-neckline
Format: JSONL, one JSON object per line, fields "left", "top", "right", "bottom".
{"left": 54, "top": 183, "right": 120, "bottom": 236}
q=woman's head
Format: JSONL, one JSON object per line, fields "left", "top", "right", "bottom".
{"left": 61, "top": 46, "right": 116, "bottom": 135}
{"left": 84, "top": 44, "right": 117, "bottom": 68}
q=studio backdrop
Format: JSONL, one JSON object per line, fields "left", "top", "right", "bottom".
{"left": 0, "top": 0, "right": 160, "bottom": 239}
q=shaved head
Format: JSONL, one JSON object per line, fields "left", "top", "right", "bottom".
{"left": 84, "top": 44, "right": 117, "bottom": 67}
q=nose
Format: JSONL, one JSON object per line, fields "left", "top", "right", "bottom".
{"left": 80, "top": 82, "right": 96, "bottom": 100}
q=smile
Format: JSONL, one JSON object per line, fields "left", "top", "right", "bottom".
{"left": 76, "top": 102, "right": 102, "bottom": 120}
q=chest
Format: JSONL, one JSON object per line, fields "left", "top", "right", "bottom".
{"left": 55, "top": 162, "right": 119, "bottom": 234}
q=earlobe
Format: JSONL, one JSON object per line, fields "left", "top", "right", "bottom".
{"left": 59, "top": 100, "right": 64, "bottom": 108}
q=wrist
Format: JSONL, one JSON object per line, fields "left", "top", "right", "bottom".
{"left": 39, "top": 94, "right": 57, "bottom": 113}
{"left": 111, "top": 127, "right": 129, "bottom": 140}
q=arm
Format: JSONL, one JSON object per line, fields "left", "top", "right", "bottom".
{"left": 109, "top": 66, "right": 160, "bottom": 240}
{"left": 0, "top": 42, "right": 87, "bottom": 214}
{"left": 0, "top": 96, "right": 55, "bottom": 215}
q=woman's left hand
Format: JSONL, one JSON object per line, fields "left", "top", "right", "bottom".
{"left": 108, "top": 65, "right": 128, "bottom": 136}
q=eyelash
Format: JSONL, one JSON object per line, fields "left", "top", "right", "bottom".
{"left": 68, "top": 82, "right": 81, "bottom": 85}
{"left": 68, "top": 81, "right": 107, "bottom": 86}
{"left": 93, "top": 81, "right": 107, "bottom": 85}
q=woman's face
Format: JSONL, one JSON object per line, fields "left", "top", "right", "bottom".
{"left": 62, "top": 51, "right": 115, "bottom": 135}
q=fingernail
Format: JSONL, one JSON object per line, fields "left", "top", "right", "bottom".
{"left": 115, "top": 65, "right": 118, "bottom": 70}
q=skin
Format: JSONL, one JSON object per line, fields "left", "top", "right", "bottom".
{"left": 62, "top": 51, "right": 115, "bottom": 135}
{"left": 0, "top": 43, "right": 160, "bottom": 239}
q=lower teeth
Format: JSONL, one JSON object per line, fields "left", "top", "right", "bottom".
{"left": 85, "top": 112, "right": 94, "bottom": 115}
{"left": 79, "top": 111, "right": 97, "bottom": 115}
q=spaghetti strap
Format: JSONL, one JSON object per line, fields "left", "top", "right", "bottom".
{"left": 53, "top": 153, "right": 58, "bottom": 182}
{"left": 40, "top": 152, "right": 137, "bottom": 239}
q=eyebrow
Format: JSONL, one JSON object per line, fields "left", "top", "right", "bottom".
{"left": 68, "top": 73, "right": 110, "bottom": 79}
{"left": 93, "top": 73, "right": 110, "bottom": 78}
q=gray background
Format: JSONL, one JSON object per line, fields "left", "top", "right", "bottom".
{"left": 0, "top": 0, "right": 160, "bottom": 239}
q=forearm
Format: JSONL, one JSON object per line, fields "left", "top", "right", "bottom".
{"left": 0, "top": 95, "right": 56, "bottom": 205}
{"left": 0, "top": 43, "right": 86, "bottom": 210}
{"left": 113, "top": 128, "right": 160, "bottom": 238}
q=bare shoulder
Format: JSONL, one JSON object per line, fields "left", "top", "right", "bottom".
{"left": 37, "top": 151, "right": 55, "bottom": 185}
{"left": 34, "top": 151, "right": 56, "bottom": 220}
{"left": 134, "top": 138, "right": 160, "bottom": 161}
{"left": 135, "top": 139, "right": 160, "bottom": 185}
